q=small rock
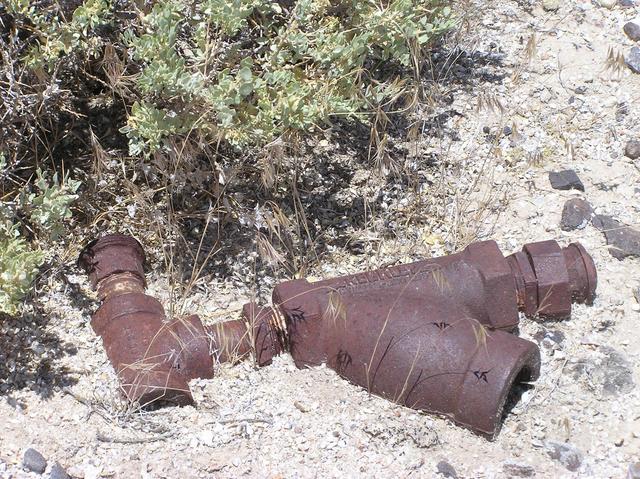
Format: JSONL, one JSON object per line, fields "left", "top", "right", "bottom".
{"left": 620, "top": 0, "right": 637, "bottom": 6}
{"left": 50, "top": 463, "right": 71, "bottom": 479}
{"left": 503, "top": 460, "right": 536, "bottom": 477}
{"left": 560, "top": 198, "right": 592, "bottom": 231}
{"left": 627, "top": 47, "right": 640, "bottom": 73}
{"left": 572, "top": 347, "right": 635, "bottom": 395}
{"left": 545, "top": 441, "right": 583, "bottom": 471}
{"left": 598, "top": 0, "right": 617, "bottom": 7}
{"left": 436, "top": 460, "right": 458, "bottom": 478}
{"left": 628, "top": 462, "right": 640, "bottom": 478}
{"left": 548, "top": 329, "right": 565, "bottom": 344}
{"left": 625, "top": 140, "right": 640, "bottom": 160}
{"left": 542, "top": 0, "right": 560, "bottom": 10}
{"left": 533, "top": 328, "right": 565, "bottom": 345}
{"left": 23, "top": 448, "right": 47, "bottom": 474}
{"left": 593, "top": 215, "right": 640, "bottom": 259}
{"left": 549, "top": 170, "right": 585, "bottom": 192}
{"left": 633, "top": 287, "right": 640, "bottom": 304}
{"left": 601, "top": 347, "right": 635, "bottom": 395}
{"left": 624, "top": 22, "right": 640, "bottom": 42}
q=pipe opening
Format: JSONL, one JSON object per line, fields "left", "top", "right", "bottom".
{"left": 501, "top": 366, "right": 535, "bottom": 422}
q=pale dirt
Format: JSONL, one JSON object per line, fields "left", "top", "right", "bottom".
{"left": 1, "top": 0, "right": 640, "bottom": 478}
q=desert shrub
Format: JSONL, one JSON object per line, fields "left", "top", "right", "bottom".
{"left": 4, "top": 0, "right": 452, "bottom": 155}
{"left": 5, "top": 0, "right": 111, "bottom": 69}
{"left": 0, "top": 0, "right": 453, "bottom": 308}
{"left": 121, "top": 0, "right": 453, "bottom": 153}
{"left": 0, "top": 155, "right": 79, "bottom": 314}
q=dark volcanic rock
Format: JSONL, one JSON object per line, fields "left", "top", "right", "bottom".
{"left": 436, "top": 460, "right": 458, "bottom": 478}
{"left": 625, "top": 140, "right": 640, "bottom": 160}
{"left": 23, "top": 448, "right": 47, "bottom": 474}
{"left": 560, "top": 198, "right": 592, "bottom": 231}
{"left": 627, "top": 47, "right": 640, "bottom": 74}
{"left": 50, "top": 463, "right": 71, "bottom": 479}
{"left": 545, "top": 441, "right": 583, "bottom": 471}
{"left": 624, "top": 21, "right": 640, "bottom": 42}
{"left": 600, "top": 347, "right": 635, "bottom": 396}
{"left": 549, "top": 170, "right": 584, "bottom": 191}
{"left": 593, "top": 215, "right": 640, "bottom": 259}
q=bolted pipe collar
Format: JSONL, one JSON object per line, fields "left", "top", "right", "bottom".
{"left": 507, "top": 240, "right": 597, "bottom": 319}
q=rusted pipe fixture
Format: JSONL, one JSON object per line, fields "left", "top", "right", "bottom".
{"left": 78, "top": 235, "right": 276, "bottom": 406}
{"left": 79, "top": 235, "right": 597, "bottom": 436}
{"left": 506, "top": 240, "right": 597, "bottom": 318}
{"left": 243, "top": 239, "right": 597, "bottom": 436}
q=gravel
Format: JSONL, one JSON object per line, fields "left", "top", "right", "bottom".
{"left": 436, "top": 460, "right": 458, "bottom": 478}
{"left": 627, "top": 46, "right": 640, "bottom": 73}
{"left": 625, "top": 140, "right": 640, "bottom": 160}
{"left": 593, "top": 215, "right": 640, "bottom": 259}
{"left": 624, "top": 22, "right": 640, "bottom": 42}
{"left": 560, "top": 198, "right": 592, "bottom": 231}
{"left": 49, "top": 463, "right": 71, "bottom": 479}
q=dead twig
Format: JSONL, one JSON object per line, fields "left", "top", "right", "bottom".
{"left": 96, "top": 430, "right": 174, "bottom": 444}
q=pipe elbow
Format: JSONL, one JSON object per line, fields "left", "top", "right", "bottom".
{"left": 91, "top": 292, "right": 213, "bottom": 406}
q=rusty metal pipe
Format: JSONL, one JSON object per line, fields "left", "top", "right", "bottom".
{"left": 77, "top": 235, "right": 274, "bottom": 406}
{"left": 78, "top": 235, "right": 596, "bottom": 437}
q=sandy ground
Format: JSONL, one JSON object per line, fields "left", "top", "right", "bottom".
{"left": 1, "top": 0, "right": 640, "bottom": 477}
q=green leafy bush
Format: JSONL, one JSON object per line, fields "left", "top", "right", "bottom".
{"left": 6, "top": 0, "right": 111, "bottom": 69}
{"left": 0, "top": 156, "right": 79, "bottom": 315}
{"left": 0, "top": 224, "right": 44, "bottom": 316}
{"left": 5, "top": 0, "right": 452, "bottom": 156}
{"left": 121, "top": 0, "right": 453, "bottom": 153}
{"left": 0, "top": 0, "right": 453, "bottom": 309}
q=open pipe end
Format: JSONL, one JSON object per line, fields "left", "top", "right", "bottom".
{"left": 78, "top": 234, "right": 146, "bottom": 290}
{"left": 453, "top": 332, "right": 541, "bottom": 438}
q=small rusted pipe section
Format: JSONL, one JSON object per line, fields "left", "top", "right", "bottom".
{"left": 243, "top": 239, "right": 597, "bottom": 436}
{"left": 78, "top": 235, "right": 274, "bottom": 406}
{"left": 506, "top": 241, "right": 596, "bottom": 318}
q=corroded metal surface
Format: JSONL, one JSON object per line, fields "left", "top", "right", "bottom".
{"left": 79, "top": 234, "right": 597, "bottom": 437}
{"left": 244, "top": 239, "right": 597, "bottom": 436}
{"left": 507, "top": 240, "right": 597, "bottom": 319}
{"left": 78, "top": 235, "right": 146, "bottom": 289}
{"left": 79, "top": 235, "right": 278, "bottom": 406}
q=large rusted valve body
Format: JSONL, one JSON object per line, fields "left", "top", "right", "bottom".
{"left": 246, "top": 239, "right": 596, "bottom": 435}
{"left": 78, "top": 235, "right": 596, "bottom": 436}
